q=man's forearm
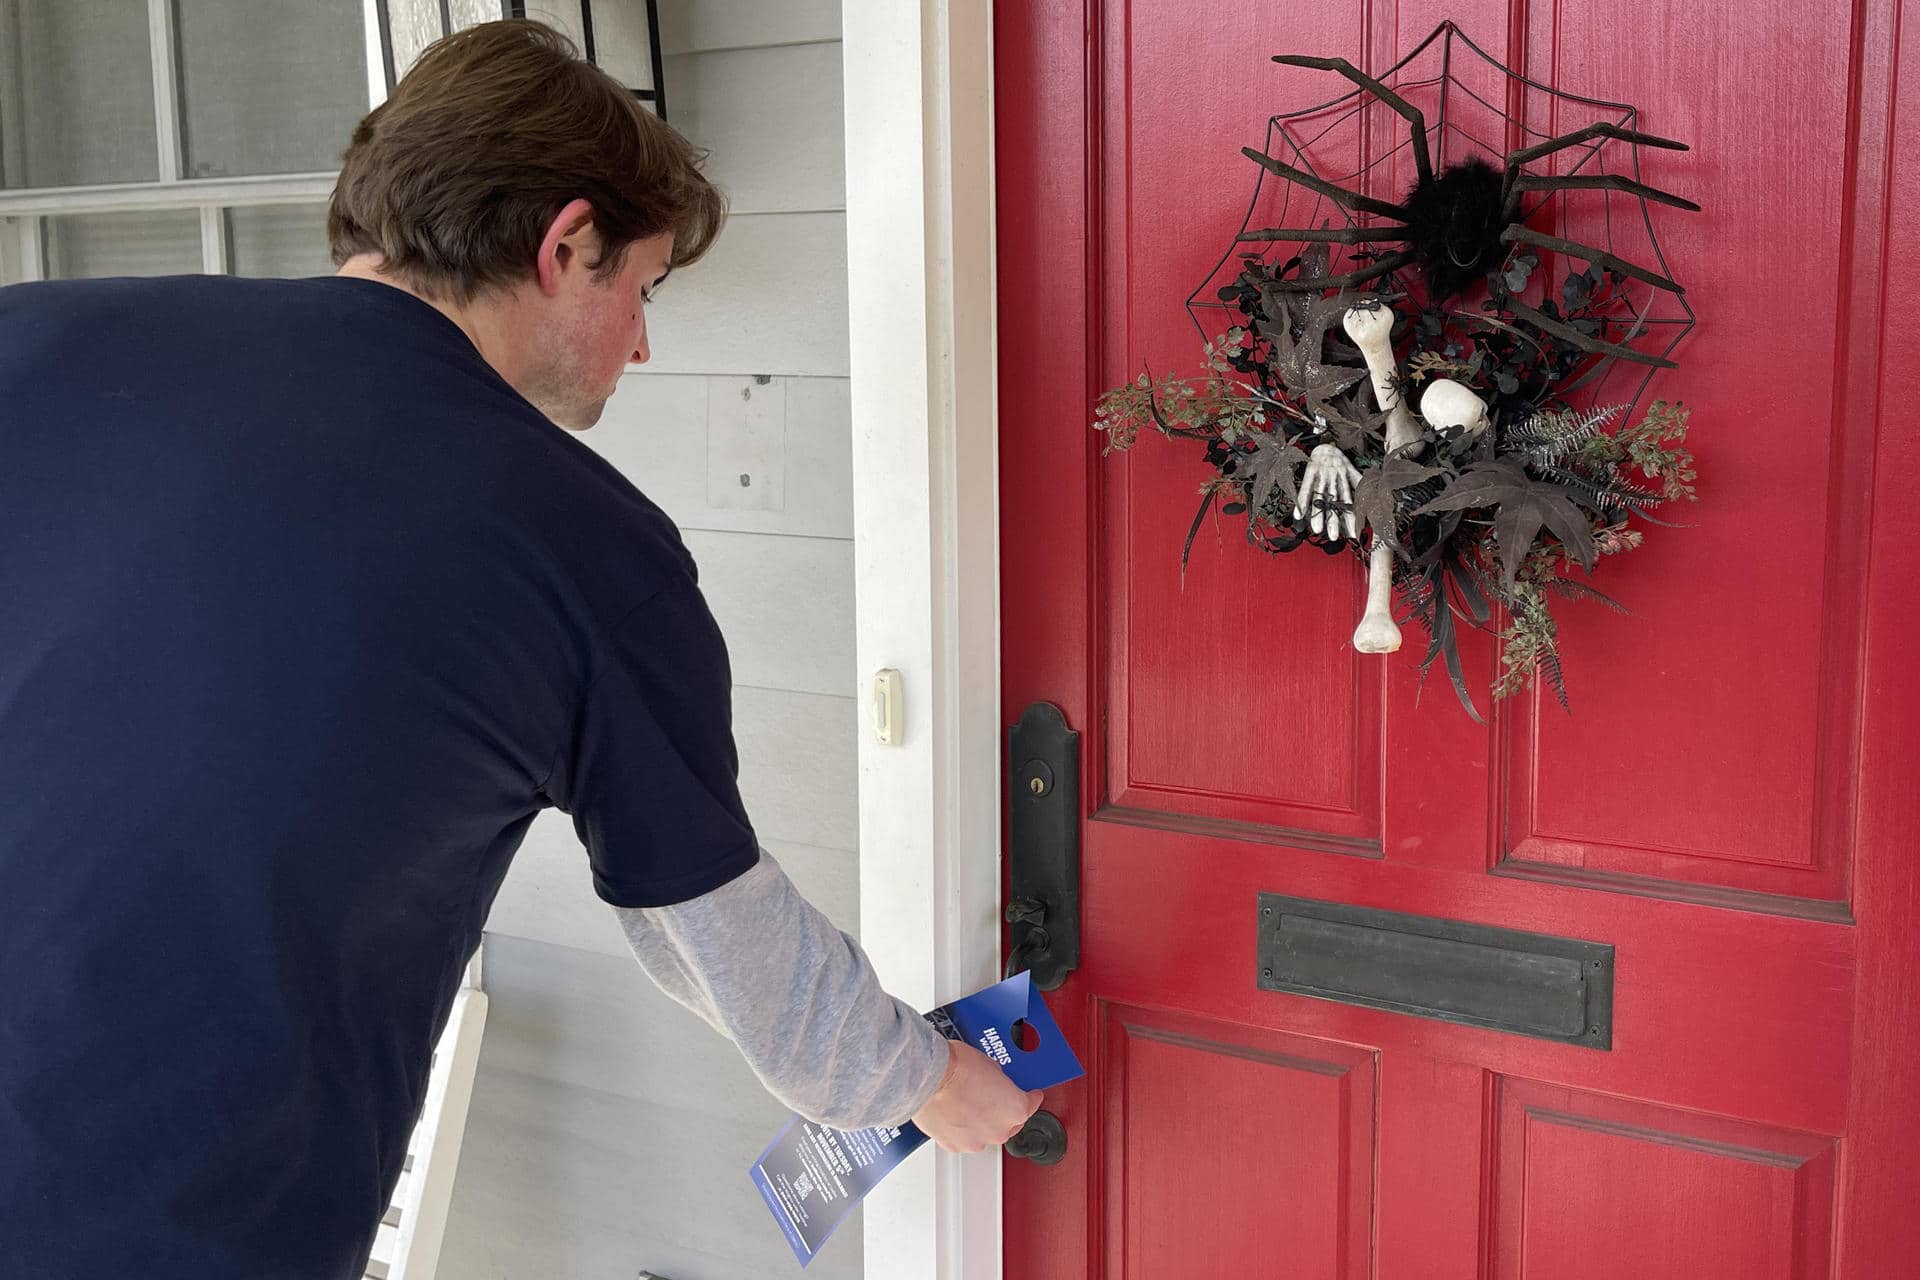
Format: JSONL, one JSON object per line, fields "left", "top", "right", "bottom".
{"left": 611, "top": 850, "right": 950, "bottom": 1130}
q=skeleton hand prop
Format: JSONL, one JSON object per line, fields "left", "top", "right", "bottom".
{"left": 1342, "top": 301, "right": 1430, "bottom": 655}
{"left": 1295, "top": 443, "right": 1361, "bottom": 542}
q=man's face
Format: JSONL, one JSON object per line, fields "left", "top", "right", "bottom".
{"left": 521, "top": 229, "right": 673, "bottom": 430}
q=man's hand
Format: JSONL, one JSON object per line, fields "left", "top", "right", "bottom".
{"left": 910, "top": 1040, "right": 1045, "bottom": 1154}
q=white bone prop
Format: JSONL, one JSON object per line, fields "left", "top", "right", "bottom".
{"left": 1295, "top": 443, "right": 1362, "bottom": 542}
{"left": 1342, "top": 301, "right": 1422, "bottom": 654}
{"left": 1420, "top": 377, "right": 1491, "bottom": 436}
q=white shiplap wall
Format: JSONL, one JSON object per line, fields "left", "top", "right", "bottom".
{"left": 440, "top": 3, "right": 865, "bottom": 1278}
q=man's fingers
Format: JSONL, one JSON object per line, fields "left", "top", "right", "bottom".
{"left": 912, "top": 1042, "right": 1050, "bottom": 1155}
{"left": 996, "top": 1091, "right": 1046, "bottom": 1144}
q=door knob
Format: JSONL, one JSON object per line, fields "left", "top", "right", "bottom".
{"left": 1004, "top": 1109, "right": 1068, "bottom": 1165}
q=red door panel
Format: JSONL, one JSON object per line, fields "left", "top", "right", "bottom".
{"left": 1100, "top": 1007, "right": 1375, "bottom": 1278}
{"left": 1000, "top": 0, "right": 1917, "bottom": 1276}
{"left": 1490, "top": 1080, "right": 1839, "bottom": 1280}
{"left": 1099, "top": 1, "right": 1385, "bottom": 844}
{"left": 1502, "top": 0, "right": 1869, "bottom": 906}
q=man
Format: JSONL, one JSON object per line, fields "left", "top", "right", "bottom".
{"left": 0, "top": 20, "right": 1038, "bottom": 1279}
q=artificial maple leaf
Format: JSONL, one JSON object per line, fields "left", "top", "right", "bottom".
{"left": 1311, "top": 386, "right": 1389, "bottom": 453}
{"left": 1268, "top": 311, "right": 1369, "bottom": 434}
{"left": 1237, "top": 430, "right": 1309, "bottom": 519}
{"left": 1283, "top": 291, "right": 1365, "bottom": 372}
{"left": 1353, "top": 452, "right": 1444, "bottom": 551}
{"left": 1249, "top": 245, "right": 1334, "bottom": 344}
{"left": 1412, "top": 459, "right": 1598, "bottom": 585}
{"left": 1253, "top": 243, "right": 1331, "bottom": 331}
{"left": 1254, "top": 283, "right": 1303, "bottom": 344}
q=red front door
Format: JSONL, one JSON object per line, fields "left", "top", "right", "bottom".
{"left": 995, "top": 3, "right": 1920, "bottom": 1276}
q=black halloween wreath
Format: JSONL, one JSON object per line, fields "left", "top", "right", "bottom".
{"left": 1094, "top": 22, "right": 1700, "bottom": 719}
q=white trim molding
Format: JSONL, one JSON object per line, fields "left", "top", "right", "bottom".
{"left": 1, "top": 218, "right": 42, "bottom": 282}
{"left": 198, "top": 206, "right": 228, "bottom": 275}
{"left": 147, "top": 0, "right": 184, "bottom": 182}
{"left": 364, "top": 0, "right": 394, "bottom": 107}
{"left": 843, "top": 3, "right": 1002, "bottom": 1279}
{"left": 0, "top": 0, "right": 25, "bottom": 190}
{"left": 0, "top": 173, "right": 339, "bottom": 218}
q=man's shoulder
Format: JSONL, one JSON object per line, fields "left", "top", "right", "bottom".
{"left": 0, "top": 275, "right": 197, "bottom": 332}
{"left": 530, "top": 430, "right": 701, "bottom": 588}
{"left": 0, "top": 276, "right": 402, "bottom": 367}
{"left": 0, "top": 273, "right": 443, "bottom": 334}
{"left": 1, "top": 272, "right": 303, "bottom": 311}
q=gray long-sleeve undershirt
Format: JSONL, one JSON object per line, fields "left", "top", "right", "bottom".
{"left": 611, "top": 849, "right": 951, "bottom": 1131}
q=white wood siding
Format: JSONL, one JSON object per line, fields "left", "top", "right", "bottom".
{"left": 445, "top": 4, "right": 865, "bottom": 1276}
{"left": 658, "top": 0, "right": 839, "bottom": 56}
{"left": 640, "top": 213, "right": 850, "bottom": 378}
{"left": 666, "top": 42, "right": 844, "bottom": 213}
{"left": 587, "top": 375, "right": 856, "bottom": 541}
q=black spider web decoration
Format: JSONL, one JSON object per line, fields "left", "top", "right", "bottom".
{"left": 1089, "top": 19, "right": 1705, "bottom": 718}
{"left": 1185, "top": 19, "right": 1695, "bottom": 422}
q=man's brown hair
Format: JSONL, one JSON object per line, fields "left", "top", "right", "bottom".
{"left": 327, "top": 19, "right": 724, "bottom": 302}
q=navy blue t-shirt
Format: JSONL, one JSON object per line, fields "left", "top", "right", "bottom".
{"left": 0, "top": 275, "right": 760, "bottom": 1277}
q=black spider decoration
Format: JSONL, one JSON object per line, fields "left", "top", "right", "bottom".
{"left": 1238, "top": 49, "right": 1700, "bottom": 372}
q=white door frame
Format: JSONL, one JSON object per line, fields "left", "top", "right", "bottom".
{"left": 842, "top": 3, "right": 1004, "bottom": 1278}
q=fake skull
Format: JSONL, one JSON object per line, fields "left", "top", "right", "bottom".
{"left": 1419, "top": 378, "right": 1490, "bottom": 437}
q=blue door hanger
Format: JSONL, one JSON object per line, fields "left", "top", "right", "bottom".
{"left": 750, "top": 971, "right": 1083, "bottom": 1267}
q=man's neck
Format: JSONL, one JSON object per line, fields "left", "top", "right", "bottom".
{"left": 334, "top": 256, "right": 525, "bottom": 387}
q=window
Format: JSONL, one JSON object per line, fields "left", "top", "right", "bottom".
{"left": 0, "top": 1, "right": 430, "bottom": 283}
{"left": 0, "top": 2, "right": 663, "bottom": 285}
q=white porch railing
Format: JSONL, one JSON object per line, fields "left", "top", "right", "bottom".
{"left": 364, "top": 957, "right": 489, "bottom": 1280}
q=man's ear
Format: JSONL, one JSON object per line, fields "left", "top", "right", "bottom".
{"left": 534, "top": 197, "right": 599, "bottom": 296}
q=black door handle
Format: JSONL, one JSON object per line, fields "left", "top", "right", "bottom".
{"left": 1003, "top": 898, "right": 1051, "bottom": 979}
{"left": 1006, "top": 704, "right": 1080, "bottom": 990}
{"left": 1004, "top": 1109, "right": 1068, "bottom": 1165}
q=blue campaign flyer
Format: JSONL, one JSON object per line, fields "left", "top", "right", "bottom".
{"left": 749, "top": 971, "right": 1083, "bottom": 1268}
